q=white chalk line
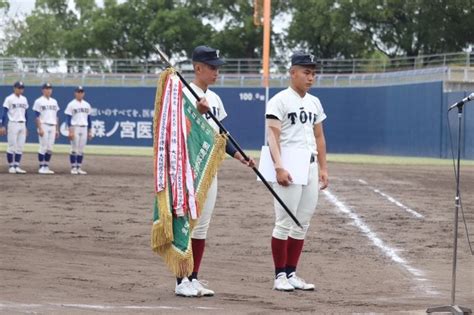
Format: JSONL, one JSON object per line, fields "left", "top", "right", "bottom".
{"left": 358, "top": 179, "right": 424, "bottom": 219}
{"left": 0, "top": 302, "right": 223, "bottom": 311}
{"left": 322, "top": 190, "right": 438, "bottom": 295}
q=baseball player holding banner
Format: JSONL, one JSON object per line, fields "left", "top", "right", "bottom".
{"left": 173, "top": 45, "right": 255, "bottom": 297}
{"left": 65, "top": 86, "right": 93, "bottom": 175}
{"left": 33, "top": 83, "right": 60, "bottom": 174}
{"left": 265, "top": 52, "right": 328, "bottom": 291}
{"left": 0, "top": 81, "right": 29, "bottom": 174}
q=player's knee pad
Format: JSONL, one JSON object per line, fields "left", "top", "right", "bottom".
{"left": 288, "top": 223, "right": 310, "bottom": 240}
{"left": 38, "top": 146, "right": 47, "bottom": 154}
{"left": 272, "top": 222, "right": 292, "bottom": 240}
{"left": 191, "top": 223, "right": 210, "bottom": 239}
{"left": 191, "top": 214, "right": 212, "bottom": 239}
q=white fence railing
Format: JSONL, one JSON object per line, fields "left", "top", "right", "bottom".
{"left": 0, "top": 51, "right": 472, "bottom": 76}
{"left": 1, "top": 66, "right": 472, "bottom": 88}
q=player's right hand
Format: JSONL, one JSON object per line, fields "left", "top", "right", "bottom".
{"left": 38, "top": 128, "right": 44, "bottom": 137}
{"left": 0, "top": 127, "right": 5, "bottom": 136}
{"left": 68, "top": 132, "right": 74, "bottom": 141}
{"left": 276, "top": 168, "right": 293, "bottom": 186}
{"left": 196, "top": 97, "right": 210, "bottom": 114}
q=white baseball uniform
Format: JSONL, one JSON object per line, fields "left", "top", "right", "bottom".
{"left": 266, "top": 87, "right": 326, "bottom": 240}
{"left": 33, "top": 96, "right": 59, "bottom": 154}
{"left": 183, "top": 82, "right": 227, "bottom": 239}
{"left": 3, "top": 93, "right": 29, "bottom": 156}
{"left": 64, "top": 99, "right": 92, "bottom": 155}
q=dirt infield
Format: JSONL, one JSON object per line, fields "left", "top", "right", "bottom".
{"left": 1, "top": 154, "right": 473, "bottom": 314}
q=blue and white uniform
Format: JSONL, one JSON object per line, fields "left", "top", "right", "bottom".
{"left": 2, "top": 90, "right": 29, "bottom": 171}
{"left": 33, "top": 95, "right": 59, "bottom": 171}
{"left": 64, "top": 96, "right": 92, "bottom": 172}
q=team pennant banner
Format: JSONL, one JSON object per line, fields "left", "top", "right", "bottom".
{"left": 151, "top": 68, "right": 226, "bottom": 277}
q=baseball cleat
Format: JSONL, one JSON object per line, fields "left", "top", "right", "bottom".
{"left": 70, "top": 168, "right": 79, "bottom": 175}
{"left": 15, "top": 167, "right": 27, "bottom": 174}
{"left": 175, "top": 278, "right": 199, "bottom": 297}
{"left": 44, "top": 167, "right": 55, "bottom": 174}
{"left": 287, "top": 272, "right": 315, "bottom": 291}
{"left": 8, "top": 167, "right": 16, "bottom": 174}
{"left": 77, "top": 168, "right": 87, "bottom": 175}
{"left": 273, "top": 272, "right": 294, "bottom": 291}
{"left": 38, "top": 167, "right": 50, "bottom": 174}
{"left": 191, "top": 279, "right": 214, "bottom": 296}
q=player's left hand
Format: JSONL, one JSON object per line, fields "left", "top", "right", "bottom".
{"left": 87, "top": 131, "right": 93, "bottom": 140}
{"left": 319, "top": 169, "right": 329, "bottom": 190}
{"left": 0, "top": 127, "right": 5, "bottom": 136}
{"left": 55, "top": 130, "right": 59, "bottom": 139}
{"left": 239, "top": 156, "right": 256, "bottom": 168}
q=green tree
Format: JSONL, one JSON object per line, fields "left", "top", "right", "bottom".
{"left": 288, "top": 0, "right": 370, "bottom": 59}
{"left": 207, "top": 0, "right": 289, "bottom": 59}
{"left": 288, "top": 0, "right": 474, "bottom": 59}
{"left": 352, "top": 0, "right": 474, "bottom": 57}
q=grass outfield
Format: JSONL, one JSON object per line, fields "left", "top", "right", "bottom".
{"left": 1, "top": 142, "right": 473, "bottom": 166}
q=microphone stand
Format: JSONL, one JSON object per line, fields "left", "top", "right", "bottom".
{"left": 427, "top": 104, "right": 472, "bottom": 315}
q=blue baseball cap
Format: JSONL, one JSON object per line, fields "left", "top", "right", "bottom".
{"left": 75, "top": 86, "right": 84, "bottom": 92}
{"left": 13, "top": 81, "right": 25, "bottom": 89}
{"left": 42, "top": 82, "right": 52, "bottom": 89}
{"left": 291, "top": 52, "right": 317, "bottom": 67}
{"left": 192, "top": 45, "right": 225, "bottom": 66}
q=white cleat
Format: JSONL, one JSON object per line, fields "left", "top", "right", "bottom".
{"left": 287, "top": 272, "right": 315, "bottom": 291}
{"left": 71, "top": 168, "right": 79, "bottom": 175}
{"left": 39, "top": 167, "right": 48, "bottom": 174}
{"left": 77, "top": 168, "right": 87, "bottom": 175}
{"left": 44, "top": 167, "right": 55, "bottom": 174}
{"left": 273, "top": 272, "right": 295, "bottom": 291}
{"left": 8, "top": 167, "right": 16, "bottom": 174}
{"left": 191, "top": 279, "right": 214, "bottom": 296}
{"left": 15, "top": 167, "right": 27, "bottom": 174}
{"left": 175, "top": 278, "right": 199, "bottom": 297}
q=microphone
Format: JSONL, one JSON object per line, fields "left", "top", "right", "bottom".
{"left": 448, "top": 92, "right": 474, "bottom": 111}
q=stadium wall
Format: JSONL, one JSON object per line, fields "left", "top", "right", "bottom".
{"left": 0, "top": 81, "right": 472, "bottom": 158}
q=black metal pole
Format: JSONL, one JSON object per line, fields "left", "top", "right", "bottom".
{"left": 427, "top": 104, "right": 472, "bottom": 315}
{"left": 173, "top": 70, "right": 303, "bottom": 229}
{"left": 451, "top": 106, "right": 462, "bottom": 306}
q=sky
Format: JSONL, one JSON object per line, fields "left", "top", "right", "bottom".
{"left": 6, "top": 0, "right": 289, "bottom": 32}
{"left": 7, "top": 0, "right": 112, "bottom": 15}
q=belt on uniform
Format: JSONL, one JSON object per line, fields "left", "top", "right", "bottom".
{"left": 310, "top": 154, "right": 316, "bottom": 163}
{"left": 10, "top": 121, "right": 25, "bottom": 123}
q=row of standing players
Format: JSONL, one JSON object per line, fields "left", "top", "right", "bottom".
{"left": 0, "top": 81, "right": 93, "bottom": 175}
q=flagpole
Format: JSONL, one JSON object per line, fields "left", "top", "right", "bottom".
{"left": 262, "top": 0, "right": 271, "bottom": 144}
{"left": 155, "top": 47, "right": 303, "bottom": 229}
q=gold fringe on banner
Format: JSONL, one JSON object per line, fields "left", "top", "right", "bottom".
{"left": 150, "top": 67, "right": 226, "bottom": 278}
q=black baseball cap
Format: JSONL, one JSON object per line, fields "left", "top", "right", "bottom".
{"left": 291, "top": 52, "right": 317, "bottom": 67}
{"left": 13, "top": 81, "right": 25, "bottom": 89}
{"left": 75, "top": 86, "right": 84, "bottom": 92}
{"left": 192, "top": 45, "right": 225, "bottom": 66}
{"left": 42, "top": 82, "right": 53, "bottom": 89}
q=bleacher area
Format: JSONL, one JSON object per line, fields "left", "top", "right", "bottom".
{"left": 0, "top": 51, "right": 472, "bottom": 88}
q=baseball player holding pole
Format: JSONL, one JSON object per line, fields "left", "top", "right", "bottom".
{"left": 64, "top": 86, "right": 92, "bottom": 175}
{"left": 33, "top": 83, "right": 60, "bottom": 174}
{"left": 266, "top": 52, "right": 328, "bottom": 291}
{"left": 0, "top": 81, "right": 29, "bottom": 174}
{"left": 173, "top": 45, "right": 255, "bottom": 297}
